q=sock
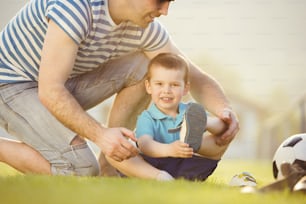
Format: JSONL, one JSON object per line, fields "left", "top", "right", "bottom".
{"left": 156, "top": 170, "right": 174, "bottom": 181}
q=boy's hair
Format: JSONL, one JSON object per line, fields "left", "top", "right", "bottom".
{"left": 147, "top": 53, "right": 190, "bottom": 83}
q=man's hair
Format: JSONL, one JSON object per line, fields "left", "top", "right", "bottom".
{"left": 147, "top": 53, "right": 190, "bottom": 83}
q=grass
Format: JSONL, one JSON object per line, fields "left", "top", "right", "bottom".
{"left": 0, "top": 159, "right": 304, "bottom": 204}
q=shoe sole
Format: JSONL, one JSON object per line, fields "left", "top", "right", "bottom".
{"left": 183, "top": 103, "right": 207, "bottom": 152}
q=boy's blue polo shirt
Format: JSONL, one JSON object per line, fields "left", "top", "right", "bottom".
{"left": 135, "top": 103, "right": 188, "bottom": 144}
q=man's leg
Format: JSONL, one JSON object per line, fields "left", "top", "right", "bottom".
{"left": 0, "top": 135, "right": 95, "bottom": 175}
{"left": 0, "top": 83, "right": 51, "bottom": 174}
{"left": 108, "top": 77, "right": 151, "bottom": 129}
{"left": 98, "top": 152, "right": 119, "bottom": 176}
{"left": 0, "top": 82, "right": 99, "bottom": 176}
{"left": 0, "top": 137, "right": 51, "bottom": 174}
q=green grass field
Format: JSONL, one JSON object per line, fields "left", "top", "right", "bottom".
{"left": 0, "top": 159, "right": 304, "bottom": 204}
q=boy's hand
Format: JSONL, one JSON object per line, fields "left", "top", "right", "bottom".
{"left": 168, "top": 141, "right": 193, "bottom": 158}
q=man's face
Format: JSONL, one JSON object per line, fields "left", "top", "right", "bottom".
{"left": 130, "top": 0, "right": 174, "bottom": 28}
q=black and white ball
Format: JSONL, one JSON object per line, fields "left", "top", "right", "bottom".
{"left": 272, "top": 133, "right": 306, "bottom": 180}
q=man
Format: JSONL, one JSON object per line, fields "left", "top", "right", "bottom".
{"left": 0, "top": 0, "right": 239, "bottom": 179}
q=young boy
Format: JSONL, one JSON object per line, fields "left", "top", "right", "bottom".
{"left": 135, "top": 53, "right": 228, "bottom": 181}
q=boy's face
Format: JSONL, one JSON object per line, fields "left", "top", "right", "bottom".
{"left": 145, "top": 65, "right": 189, "bottom": 116}
{"left": 129, "top": 0, "right": 173, "bottom": 28}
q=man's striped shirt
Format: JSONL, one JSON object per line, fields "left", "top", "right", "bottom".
{"left": 0, "top": 0, "right": 169, "bottom": 83}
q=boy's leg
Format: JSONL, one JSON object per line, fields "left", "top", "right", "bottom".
{"left": 197, "top": 133, "right": 229, "bottom": 160}
{"left": 179, "top": 103, "right": 229, "bottom": 160}
{"left": 175, "top": 156, "right": 218, "bottom": 181}
{"left": 180, "top": 103, "right": 207, "bottom": 152}
{"left": 106, "top": 154, "right": 173, "bottom": 181}
{"left": 140, "top": 154, "right": 218, "bottom": 181}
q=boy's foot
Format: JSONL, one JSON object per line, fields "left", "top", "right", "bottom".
{"left": 180, "top": 103, "right": 207, "bottom": 152}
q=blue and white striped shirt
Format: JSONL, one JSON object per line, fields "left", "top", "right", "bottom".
{"left": 0, "top": 0, "right": 169, "bottom": 83}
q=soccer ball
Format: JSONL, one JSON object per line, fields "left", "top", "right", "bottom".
{"left": 272, "top": 133, "right": 306, "bottom": 180}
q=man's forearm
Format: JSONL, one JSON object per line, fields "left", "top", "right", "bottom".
{"left": 189, "top": 63, "right": 232, "bottom": 117}
{"left": 38, "top": 85, "right": 103, "bottom": 142}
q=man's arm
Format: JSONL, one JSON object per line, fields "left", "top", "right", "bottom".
{"left": 144, "top": 38, "right": 239, "bottom": 145}
{"left": 38, "top": 20, "right": 138, "bottom": 161}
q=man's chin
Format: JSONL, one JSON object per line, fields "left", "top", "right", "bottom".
{"left": 132, "top": 20, "right": 152, "bottom": 28}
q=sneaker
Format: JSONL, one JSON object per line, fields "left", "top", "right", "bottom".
{"left": 293, "top": 176, "right": 306, "bottom": 193}
{"left": 180, "top": 103, "right": 207, "bottom": 152}
{"left": 229, "top": 172, "right": 257, "bottom": 187}
{"left": 258, "top": 163, "right": 306, "bottom": 193}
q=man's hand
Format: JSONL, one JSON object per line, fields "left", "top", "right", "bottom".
{"left": 96, "top": 127, "right": 139, "bottom": 162}
{"left": 215, "top": 108, "right": 239, "bottom": 146}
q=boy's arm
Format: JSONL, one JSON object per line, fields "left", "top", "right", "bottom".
{"left": 138, "top": 135, "right": 193, "bottom": 158}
